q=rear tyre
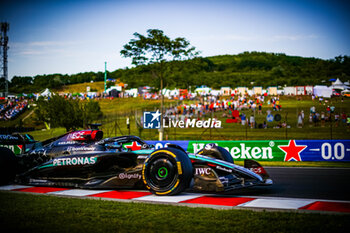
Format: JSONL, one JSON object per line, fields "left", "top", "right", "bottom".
{"left": 198, "top": 143, "right": 234, "bottom": 163}
{"left": 0, "top": 147, "right": 18, "bottom": 185}
{"left": 142, "top": 148, "right": 192, "bottom": 195}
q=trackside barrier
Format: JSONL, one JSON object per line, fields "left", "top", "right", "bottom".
{"left": 146, "top": 140, "right": 350, "bottom": 162}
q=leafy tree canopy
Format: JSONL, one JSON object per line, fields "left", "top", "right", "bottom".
{"left": 35, "top": 95, "right": 103, "bottom": 131}
{"left": 120, "top": 29, "right": 198, "bottom": 66}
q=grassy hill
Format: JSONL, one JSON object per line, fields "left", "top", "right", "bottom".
{"left": 7, "top": 52, "right": 350, "bottom": 93}
{"left": 54, "top": 81, "right": 105, "bottom": 93}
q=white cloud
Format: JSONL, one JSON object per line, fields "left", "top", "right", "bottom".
{"left": 271, "top": 34, "right": 319, "bottom": 41}
{"left": 194, "top": 34, "right": 319, "bottom": 42}
{"left": 10, "top": 40, "right": 81, "bottom": 56}
{"left": 27, "top": 41, "right": 80, "bottom": 47}
{"left": 195, "top": 35, "right": 262, "bottom": 41}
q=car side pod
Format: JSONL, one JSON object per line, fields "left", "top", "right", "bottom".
{"left": 244, "top": 159, "right": 273, "bottom": 185}
{"left": 142, "top": 147, "right": 193, "bottom": 196}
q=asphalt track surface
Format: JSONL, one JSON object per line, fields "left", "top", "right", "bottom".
{"left": 224, "top": 167, "right": 350, "bottom": 201}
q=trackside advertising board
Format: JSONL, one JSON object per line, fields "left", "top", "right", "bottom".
{"left": 146, "top": 140, "right": 350, "bottom": 162}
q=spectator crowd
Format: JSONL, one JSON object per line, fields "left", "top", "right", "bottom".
{"left": 0, "top": 99, "right": 29, "bottom": 121}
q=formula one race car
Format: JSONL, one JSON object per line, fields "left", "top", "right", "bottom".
{"left": 0, "top": 129, "right": 272, "bottom": 195}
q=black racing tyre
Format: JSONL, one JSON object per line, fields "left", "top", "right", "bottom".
{"left": 197, "top": 143, "right": 234, "bottom": 164}
{"left": 0, "top": 147, "right": 18, "bottom": 185}
{"left": 142, "top": 147, "right": 193, "bottom": 195}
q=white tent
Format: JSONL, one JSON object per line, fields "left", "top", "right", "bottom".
{"left": 330, "top": 78, "right": 349, "bottom": 90}
{"left": 106, "top": 86, "right": 122, "bottom": 93}
{"left": 87, "top": 92, "right": 98, "bottom": 98}
{"left": 267, "top": 87, "right": 278, "bottom": 95}
{"left": 277, "top": 89, "right": 284, "bottom": 95}
{"left": 210, "top": 90, "right": 221, "bottom": 96}
{"left": 247, "top": 89, "right": 254, "bottom": 96}
{"left": 195, "top": 87, "right": 211, "bottom": 96}
{"left": 283, "top": 86, "right": 296, "bottom": 95}
{"left": 161, "top": 88, "right": 171, "bottom": 97}
{"left": 40, "top": 88, "right": 51, "bottom": 97}
{"left": 170, "top": 89, "right": 179, "bottom": 97}
{"left": 125, "top": 88, "right": 138, "bottom": 97}
{"left": 220, "top": 87, "right": 232, "bottom": 95}
{"left": 305, "top": 86, "right": 314, "bottom": 95}
{"left": 236, "top": 87, "right": 247, "bottom": 95}
{"left": 252, "top": 86, "right": 262, "bottom": 95}
{"left": 313, "top": 85, "right": 332, "bottom": 98}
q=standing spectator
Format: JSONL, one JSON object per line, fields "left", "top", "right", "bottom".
{"left": 250, "top": 115, "right": 255, "bottom": 128}
{"left": 341, "top": 112, "right": 347, "bottom": 124}
{"left": 297, "top": 112, "right": 303, "bottom": 128}
{"left": 282, "top": 121, "right": 287, "bottom": 128}
{"left": 319, "top": 97, "right": 323, "bottom": 104}
{"left": 313, "top": 113, "right": 319, "bottom": 127}
{"left": 321, "top": 112, "right": 325, "bottom": 127}
{"left": 334, "top": 112, "right": 339, "bottom": 127}
{"left": 266, "top": 109, "right": 271, "bottom": 116}
{"left": 310, "top": 106, "right": 316, "bottom": 114}
{"left": 241, "top": 113, "right": 246, "bottom": 126}
{"left": 258, "top": 104, "right": 262, "bottom": 115}
{"left": 301, "top": 110, "right": 305, "bottom": 125}
{"left": 309, "top": 113, "right": 313, "bottom": 127}
{"left": 251, "top": 102, "right": 256, "bottom": 111}
{"left": 273, "top": 103, "right": 277, "bottom": 111}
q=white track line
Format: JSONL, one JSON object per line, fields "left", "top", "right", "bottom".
{"left": 0, "top": 184, "right": 33, "bottom": 190}
{"left": 239, "top": 198, "right": 315, "bottom": 209}
{"left": 49, "top": 189, "right": 113, "bottom": 196}
{"left": 133, "top": 193, "right": 206, "bottom": 203}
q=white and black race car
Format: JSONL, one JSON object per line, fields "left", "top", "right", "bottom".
{"left": 0, "top": 129, "right": 272, "bottom": 195}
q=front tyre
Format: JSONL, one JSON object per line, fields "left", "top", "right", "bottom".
{"left": 142, "top": 148, "right": 192, "bottom": 195}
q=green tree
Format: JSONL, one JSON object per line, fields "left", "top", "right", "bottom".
{"left": 120, "top": 29, "right": 198, "bottom": 139}
{"left": 83, "top": 100, "right": 103, "bottom": 127}
{"left": 35, "top": 95, "right": 103, "bottom": 131}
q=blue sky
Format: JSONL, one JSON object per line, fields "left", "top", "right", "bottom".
{"left": 1, "top": 0, "right": 349, "bottom": 79}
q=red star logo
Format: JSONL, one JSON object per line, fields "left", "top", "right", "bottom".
{"left": 278, "top": 140, "right": 307, "bottom": 161}
{"left": 125, "top": 141, "right": 142, "bottom": 151}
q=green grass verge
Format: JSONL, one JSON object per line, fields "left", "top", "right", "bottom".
{"left": 0, "top": 192, "right": 348, "bottom": 233}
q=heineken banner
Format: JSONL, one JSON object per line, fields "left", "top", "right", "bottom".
{"left": 146, "top": 140, "right": 350, "bottom": 162}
